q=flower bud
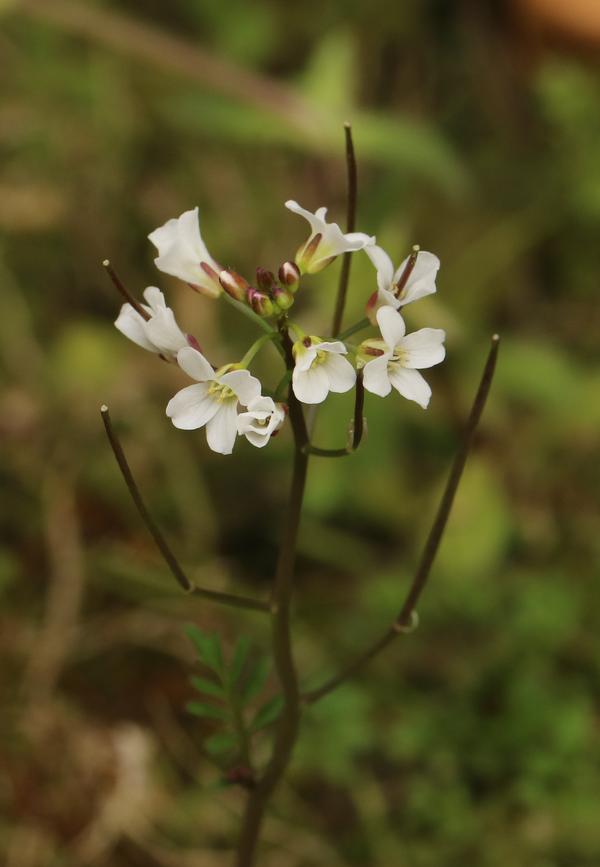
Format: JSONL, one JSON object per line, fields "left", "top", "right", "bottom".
{"left": 271, "top": 286, "right": 294, "bottom": 311}
{"left": 248, "top": 288, "right": 274, "bottom": 318}
{"left": 256, "top": 267, "right": 275, "bottom": 292}
{"left": 219, "top": 269, "right": 249, "bottom": 302}
{"left": 278, "top": 261, "right": 300, "bottom": 292}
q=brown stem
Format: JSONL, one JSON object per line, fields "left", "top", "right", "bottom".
{"left": 101, "top": 406, "right": 269, "bottom": 614}
{"left": 303, "top": 371, "right": 365, "bottom": 458}
{"left": 235, "top": 328, "right": 309, "bottom": 866}
{"left": 303, "top": 335, "right": 500, "bottom": 705}
{"left": 102, "top": 260, "right": 148, "bottom": 319}
{"left": 331, "top": 123, "right": 357, "bottom": 338}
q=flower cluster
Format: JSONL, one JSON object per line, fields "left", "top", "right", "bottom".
{"left": 114, "top": 201, "right": 446, "bottom": 454}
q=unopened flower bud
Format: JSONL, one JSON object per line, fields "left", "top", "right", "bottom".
{"left": 278, "top": 261, "right": 300, "bottom": 292}
{"left": 219, "top": 269, "right": 249, "bottom": 302}
{"left": 271, "top": 286, "right": 294, "bottom": 311}
{"left": 256, "top": 267, "right": 275, "bottom": 292}
{"left": 248, "top": 288, "right": 274, "bottom": 318}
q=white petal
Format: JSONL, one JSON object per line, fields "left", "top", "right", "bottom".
{"left": 388, "top": 366, "right": 432, "bottom": 408}
{"left": 292, "top": 365, "right": 330, "bottom": 404}
{"left": 398, "top": 328, "right": 446, "bottom": 369}
{"left": 166, "top": 383, "right": 218, "bottom": 429}
{"left": 396, "top": 251, "right": 440, "bottom": 306}
{"left": 145, "top": 307, "right": 188, "bottom": 357}
{"left": 176, "top": 346, "right": 214, "bottom": 382}
{"left": 205, "top": 401, "right": 239, "bottom": 455}
{"left": 313, "top": 340, "right": 347, "bottom": 355}
{"left": 245, "top": 395, "right": 276, "bottom": 415}
{"left": 148, "top": 207, "right": 219, "bottom": 292}
{"left": 285, "top": 200, "right": 326, "bottom": 236}
{"left": 218, "top": 369, "right": 262, "bottom": 406}
{"left": 142, "top": 286, "right": 167, "bottom": 311}
{"left": 323, "top": 352, "right": 356, "bottom": 393}
{"left": 376, "top": 306, "right": 406, "bottom": 350}
{"left": 114, "top": 304, "right": 158, "bottom": 353}
{"left": 362, "top": 354, "right": 392, "bottom": 397}
{"left": 366, "top": 245, "right": 395, "bottom": 293}
{"left": 294, "top": 344, "right": 318, "bottom": 373}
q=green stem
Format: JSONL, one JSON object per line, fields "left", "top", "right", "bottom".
{"left": 240, "top": 331, "right": 281, "bottom": 368}
{"left": 101, "top": 406, "right": 269, "bottom": 614}
{"left": 302, "top": 371, "right": 365, "bottom": 458}
{"left": 235, "top": 328, "right": 309, "bottom": 866}
{"left": 331, "top": 123, "right": 358, "bottom": 338}
{"left": 302, "top": 335, "right": 500, "bottom": 705}
{"left": 338, "top": 316, "right": 370, "bottom": 342}
{"left": 221, "top": 293, "right": 285, "bottom": 361}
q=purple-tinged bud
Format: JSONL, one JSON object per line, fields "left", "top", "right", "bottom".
{"left": 219, "top": 269, "right": 250, "bottom": 302}
{"left": 278, "top": 261, "right": 300, "bottom": 292}
{"left": 271, "top": 286, "right": 294, "bottom": 311}
{"left": 186, "top": 334, "right": 203, "bottom": 353}
{"left": 248, "top": 287, "right": 274, "bottom": 318}
{"left": 256, "top": 267, "right": 275, "bottom": 292}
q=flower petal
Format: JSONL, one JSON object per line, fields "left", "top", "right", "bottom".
{"left": 294, "top": 344, "right": 318, "bottom": 373}
{"left": 376, "top": 306, "right": 406, "bottom": 350}
{"left": 313, "top": 340, "right": 347, "bottom": 355}
{"left": 398, "top": 328, "right": 446, "bottom": 369}
{"left": 396, "top": 251, "right": 440, "bottom": 306}
{"left": 366, "top": 245, "right": 395, "bottom": 293}
{"left": 218, "top": 369, "right": 262, "bottom": 406}
{"left": 292, "top": 364, "right": 330, "bottom": 404}
{"left": 176, "top": 346, "right": 214, "bottom": 382}
{"left": 148, "top": 207, "right": 220, "bottom": 295}
{"left": 362, "top": 354, "right": 392, "bottom": 397}
{"left": 144, "top": 306, "right": 188, "bottom": 357}
{"left": 323, "top": 352, "right": 356, "bottom": 393}
{"left": 114, "top": 304, "right": 158, "bottom": 353}
{"left": 205, "top": 401, "right": 239, "bottom": 455}
{"left": 388, "top": 366, "right": 432, "bottom": 408}
{"left": 142, "top": 286, "right": 167, "bottom": 311}
{"left": 285, "top": 200, "right": 326, "bottom": 237}
{"left": 166, "top": 383, "right": 218, "bottom": 429}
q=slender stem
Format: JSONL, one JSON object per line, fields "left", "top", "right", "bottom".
{"left": 221, "top": 291, "right": 277, "bottom": 335}
{"left": 338, "top": 316, "right": 370, "bottom": 342}
{"left": 235, "top": 328, "right": 309, "bottom": 866}
{"left": 331, "top": 123, "right": 357, "bottom": 338}
{"left": 240, "top": 331, "right": 281, "bottom": 368}
{"left": 100, "top": 406, "right": 269, "bottom": 614}
{"left": 303, "top": 335, "right": 500, "bottom": 705}
{"left": 103, "top": 259, "right": 148, "bottom": 319}
{"left": 302, "top": 371, "right": 365, "bottom": 458}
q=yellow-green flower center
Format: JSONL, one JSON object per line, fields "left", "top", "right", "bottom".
{"left": 208, "top": 381, "right": 236, "bottom": 402}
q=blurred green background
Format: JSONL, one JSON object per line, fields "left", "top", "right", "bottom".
{"left": 2, "top": 1, "right": 599, "bottom": 865}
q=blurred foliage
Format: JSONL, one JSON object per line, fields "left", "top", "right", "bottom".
{"left": 1, "top": 1, "right": 599, "bottom": 866}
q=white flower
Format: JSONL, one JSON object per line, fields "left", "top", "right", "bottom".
{"left": 237, "top": 396, "right": 286, "bottom": 448}
{"left": 166, "top": 347, "right": 261, "bottom": 455}
{"left": 115, "top": 286, "right": 189, "bottom": 359}
{"left": 362, "top": 307, "right": 445, "bottom": 409}
{"left": 292, "top": 338, "right": 356, "bottom": 405}
{"left": 148, "top": 207, "right": 222, "bottom": 298}
{"left": 285, "top": 200, "right": 375, "bottom": 274}
{"left": 365, "top": 245, "right": 440, "bottom": 324}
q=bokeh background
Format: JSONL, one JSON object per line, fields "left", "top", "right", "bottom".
{"left": 2, "top": 1, "right": 599, "bottom": 865}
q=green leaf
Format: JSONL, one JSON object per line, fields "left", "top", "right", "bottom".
{"left": 228, "top": 635, "right": 251, "bottom": 689}
{"left": 204, "top": 732, "right": 237, "bottom": 757}
{"left": 186, "top": 701, "right": 229, "bottom": 721}
{"left": 241, "top": 656, "right": 270, "bottom": 705}
{"left": 250, "top": 695, "right": 284, "bottom": 732}
{"left": 191, "top": 676, "right": 226, "bottom": 700}
{"left": 185, "top": 625, "right": 224, "bottom": 675}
